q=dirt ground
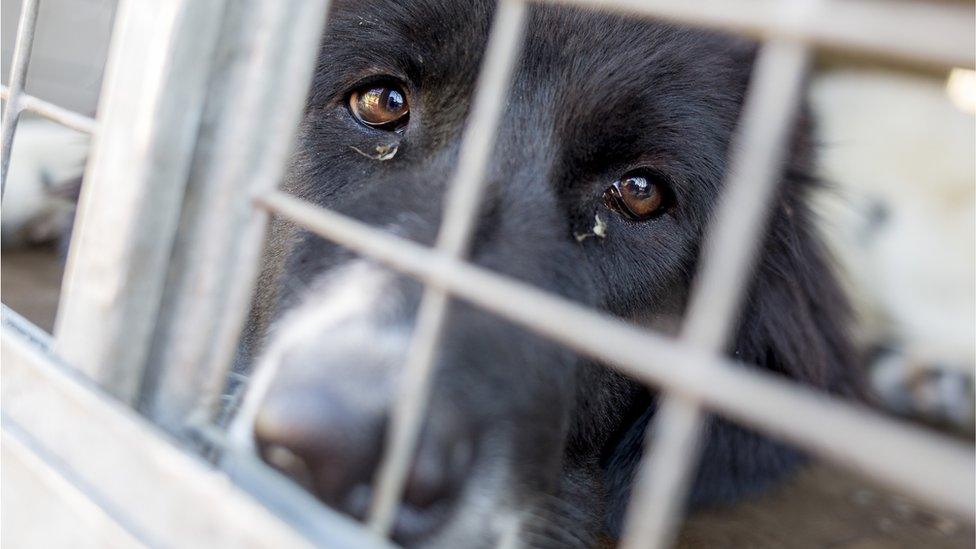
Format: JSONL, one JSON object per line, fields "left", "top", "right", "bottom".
{"left": 2, "top": 245, "right": 63, "bottom": 332}
{"left": 2, "top": 246, "right": 973, "bottom": 548}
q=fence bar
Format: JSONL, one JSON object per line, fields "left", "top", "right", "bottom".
{"left": 2, "top": 421, "right": 146, "bottom": 548}
{"left": 256, "top": 190, "right": 976, "bottom": 518}
{"left": 681, "top": 38, "right": 812, "bottom": 353}
{"left": 620, "top": 37, "right": 812, "bottom": 549}
{"left": 139, "top": 0, "right": 329, "bottom": 436}
{"left": 54, "top": 0, "right": 229, "bottom": 402}
{"left": 366, "top": 0, "right": 528, "bottom": 536}
{"left": 619, "top": 398, "right": 704, "bottom": 549}
{"left": 0, "top": 85, "right": 96, "bottom": 134}
{"left": 548, "top": 0, "right": 974, "bottom": 70}
{"left": 2, "top": 306, "right": 379, "bottom": 548}
{"left": 0, "top": 0, "right": 40, "bottom": 197}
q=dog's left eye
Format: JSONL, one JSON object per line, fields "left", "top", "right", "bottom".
{"left": 603, "top": 171, "right": 672, "bottom": 221}
{"left": 349, "top": 83, "right": 409, "bottom": 130}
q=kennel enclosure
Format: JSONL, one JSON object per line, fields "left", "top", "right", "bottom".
{"left": 2, "top": 0, "right": 974, "bottom": 547}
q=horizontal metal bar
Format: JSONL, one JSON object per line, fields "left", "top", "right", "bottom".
{"left": 0, "top": 0, "right": 41, "bottom": 196}
{"left": 256, "top": 190, "right": 975, "bottom": 518}
{"left": 0, "top": 85, "right": 97, "bottom": 134}
{"left": 547, "top": 0, "right": 975, "bottom": 70}
{"left": 2, "top": 305, "right": 384, "bottom": 548}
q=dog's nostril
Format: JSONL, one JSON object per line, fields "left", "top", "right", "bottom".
{"left": 401, "top": 437, "right": 473, "bottom": 510}
{"left": 253, "top": 388, "right": 383, "bottom": 503}
{"left": 344, "top": 483, "right": 373, "bottom": 520}
{"left": 264, "top": 443, "right": 300, "bottom": 470}
{"left": 261, "top": 443, "right": 315, "bottom": 489}
{"left": 403, "top": 458, "right": 451, "bottom": 509}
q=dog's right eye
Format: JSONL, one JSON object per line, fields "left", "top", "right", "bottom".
{"left": 603, "top": 171, "right": 673, "bottom": 222}
{"left": 349, "top": 82, "right": 410, "bottom": 130}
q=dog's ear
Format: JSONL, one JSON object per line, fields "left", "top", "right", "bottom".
{"left": 601, "top": 166, "right": 862, "bottom": 537}
{"left": 729, "top": 170, "right": 861, "bottom": 395}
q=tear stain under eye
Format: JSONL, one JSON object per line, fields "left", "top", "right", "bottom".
{"left": 350, "top": 143, "right": 398, "bottom": 161}
{"left": 574, "top": 213, "right": 608, "bottom": 243}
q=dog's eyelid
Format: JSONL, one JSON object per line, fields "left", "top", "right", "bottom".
{"left": 346, "top": 72, "right": 411, "bottom": 91}
{"left": 617, "top": 160, "right": 685, "bottom": 193}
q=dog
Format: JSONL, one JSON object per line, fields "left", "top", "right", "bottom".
{"left": 1, "top": 119, "right": 88, "bottom": 250}
{"left": 230, "top": 1, "right": 860, "bottom": 546}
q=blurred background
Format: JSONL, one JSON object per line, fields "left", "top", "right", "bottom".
{"left": 1, "top": 0, "right": 973, "bottom": 547}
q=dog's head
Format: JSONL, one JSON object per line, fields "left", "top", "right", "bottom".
{"left": 232, "top": 1, "right": 856, "bottom": 546}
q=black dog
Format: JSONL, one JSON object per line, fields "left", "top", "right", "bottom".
{"left": 231, "top": 1, "right": 859, "bottom": 546}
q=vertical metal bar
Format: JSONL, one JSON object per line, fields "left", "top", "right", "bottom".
{"left": 619, "top": 398, "right": 703, "bottom": 549}
{"left": 682, "top": 45, "right": 813, "bottom": 352}
{"left": 0, "top": 0, "right": 40, "bottom": 197}
{"left": 366, "top": 0, "right": 528, "bottom": 536}
{"left": 54, "top": 0, "right": 228, "bottom": 402}
{"left": 619, "top": 36, "right": 812, "bottom": 549}
{"left": 140, "top": 0, "right": 329, "bottom": 435}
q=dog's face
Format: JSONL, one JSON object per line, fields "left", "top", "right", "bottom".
{"left": 232, "top": 1, "right": 848, "bottom": 547}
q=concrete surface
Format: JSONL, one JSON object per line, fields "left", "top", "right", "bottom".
{"left": 2, "top": 244, "right": 63, "bottom": 332}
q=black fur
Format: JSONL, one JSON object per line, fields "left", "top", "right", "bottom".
{"left": 240, "top": 1, "right": 860, "bottom": 546}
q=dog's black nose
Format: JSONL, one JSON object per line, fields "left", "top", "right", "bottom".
{"left": 254, "top": 386, "right": 382, "bottom": 502}
{"left": 253, "top": 385, "right": 471, "bottom": 538}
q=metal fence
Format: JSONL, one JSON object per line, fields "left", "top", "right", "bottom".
{"left": 1, "top": 0, "right": 974, "bottom": 547}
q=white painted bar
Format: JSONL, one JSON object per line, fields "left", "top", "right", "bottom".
{"left": 2, "top": 423, "right": 147, "bottom": 549}
{"left": 141, "top": 0, "right": 330, "bottom": 435}
{"left": 549, "top": 0, "right": 975, "bottom": 70}
{"left": 0, "top": 0, "right": 40, "bottom": 195}
{"left": 54, "top": 0, "right": 229, "bottom": 402}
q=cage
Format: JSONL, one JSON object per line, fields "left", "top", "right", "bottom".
{"left": 1, "top": 0, "right": 974, "bottom": 547}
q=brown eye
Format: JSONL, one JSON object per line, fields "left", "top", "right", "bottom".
{"left": 603, "top": 172, "right": 671, "bottom": 221}
{"left": 349, "top": 83, "right": 409, "bottom": 129}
